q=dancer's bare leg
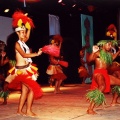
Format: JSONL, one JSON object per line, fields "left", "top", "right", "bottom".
{"left": 113, "top": 71, "right": 120, "bottom": 79}
{"left": 54, "top": 80, "right": 59, "bottom": 94}
{"left": 57, "top": 80, "right": 63, "bottom": 93}
{"left": 87, "top": 74, "right": 105, "bottom": 114}
{"left": 2, "top": 97, "right": 7, "bottom": 105}
{"left": 109, "top": 75, "right": 120, "bottom": 106}
{"left": 2, "top": 82, "right": 9, "bottom": 105}
{"left": 111, "top": 92, "right": 120, "bottom": 106}
{"left": 17, "top": 84, "right": 28, "bottom": 115}
{"left": 26, "top": 89, "right": 37, "bottom": 117}
{"left": 87, "top": 102, "right": 96, "bottom": 114}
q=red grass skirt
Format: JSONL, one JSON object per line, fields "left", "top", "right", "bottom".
{"left": 8, "top": 75, "right": 43, "bottom": 99}
{"left": 91, "top": 69, "right": 110, "bottom": 93}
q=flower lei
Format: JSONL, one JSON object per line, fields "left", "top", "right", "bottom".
{"left": 97, "top": 40, "right": 118, "bottom": 65}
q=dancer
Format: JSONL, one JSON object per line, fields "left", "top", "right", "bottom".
{"left": 78, "top": 48, "right": 89, "bottom": 84}
{"left": 0, "top": 51, "right": 9, "bottom": 104}
{"left": 46, "top": 35, "right": 68, "bottom": 93}
{"left": 0, "top": 45, "right": 10, "bottom": 105}
{"left": 108, "top": 42, "right": 120, "bottom": 106}
{"left": 0, "top": 41, "right": 9, "bottom": 104}
{"left": 5, "top": 11, "right": 43, "bottom": 117}
{"left": 1, "top": 33, "right": 18, "bottom": 105}
{"left": 86, "top": 40, "right": 120, "bottom": 114}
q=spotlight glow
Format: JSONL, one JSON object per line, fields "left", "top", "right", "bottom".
{"left": 72, "top": 4, "right": 76, "bottom": 7}
{"left": 58, "top": 0, "right": 62, "bottom": 3}
{"left": 4, "top": 9, "right": 9, "bottom": 13}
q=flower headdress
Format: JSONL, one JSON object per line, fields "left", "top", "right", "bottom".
{"left": 12, "top": 10, "right": 35, "bottom": 32}
{"left": 50, "top": 35, "right": 63, "bottom": 47}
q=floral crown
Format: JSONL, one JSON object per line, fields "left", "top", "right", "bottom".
{"left": 12, "top": 11, "right": 35, "bottom": 31}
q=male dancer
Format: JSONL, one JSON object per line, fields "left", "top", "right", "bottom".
{"left": 86, "top": 40, "right": 120, "bottom": 114}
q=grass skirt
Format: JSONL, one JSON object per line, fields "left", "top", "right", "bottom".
{"left": 8, "top": 75, "right": 43, "bottom": 99}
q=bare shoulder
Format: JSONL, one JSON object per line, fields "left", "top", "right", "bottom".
{"left": 15, "top": 41, "right": 20, "bottom": 48}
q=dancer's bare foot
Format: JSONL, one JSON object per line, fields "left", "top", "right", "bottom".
{"left": 54, "top": 90, "right": 63, "bottom": 94}
{"left": 17, "top": 111, "right": 26, "bottom": 116}
{"left": 57, "top": 90, "right": 63, "bottom": 94}
{"left": 26, "top": 111, "right": 38, "bottom": 117}
{"left": 87, "top": 109, "right": 97, "bottom": 115}
{"left": 111, "top": 102, "right": 120, "bottom": 106}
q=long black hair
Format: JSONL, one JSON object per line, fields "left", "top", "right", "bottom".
{"left": 6, "top": 32, "right": 18, "bottom": 60}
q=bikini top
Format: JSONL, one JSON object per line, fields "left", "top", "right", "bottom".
{"left": 17, "top": 40, "right": 32, "bottom": 63}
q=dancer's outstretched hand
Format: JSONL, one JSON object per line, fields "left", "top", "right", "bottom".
{"left": 37, "top": 48, "right": 42, "bottom": 56}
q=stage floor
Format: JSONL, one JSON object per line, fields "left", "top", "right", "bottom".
{"left": 0, "top": 84, "right": 120, "bottom": 120}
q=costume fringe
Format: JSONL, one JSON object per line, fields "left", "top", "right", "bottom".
{"left": 8, "top": 75, "right": 43, "bottom": 99}
{"left": 0, "top": 91, "right": 9, "bottom": 98}
{"left": 86, "top": 89, "right": 106, "bottom": 106}
{"left": 112, "top": 86, "right": 120, "bottom": 95}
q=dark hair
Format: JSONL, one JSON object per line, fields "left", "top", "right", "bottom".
{"left": 103, "top": 36, "right": 114, "bottom": 40}
{"left": 6, "top": 32, "right": 18, "bottom": 60}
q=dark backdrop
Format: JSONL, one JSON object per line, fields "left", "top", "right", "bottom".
{"left": 26, "top": 9, "right": 118, "bottom": 85}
